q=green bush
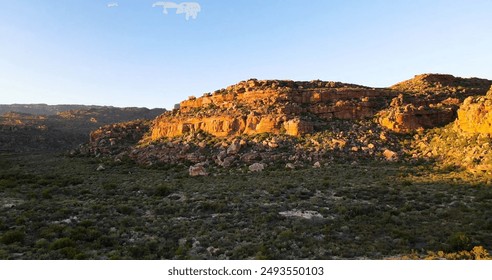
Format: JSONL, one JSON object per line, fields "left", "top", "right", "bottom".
{"left": 50, "top": 237, "right": 76, "bottom": 250}
{"left": 116, "top": 204, "right": 135, "bottom": 215}
{"left": 155, "top": 185, "right": 172, "bottom": 197}
{"left": 0, "top": 230, "right": 25, "bottom": 245}
{"left": 0, "top": 178, "right": 19, "bottom": 189}
{"left": 448, "top": 232, "right": 471, "bottom": 251}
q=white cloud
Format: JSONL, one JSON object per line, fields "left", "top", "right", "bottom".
{"left": 107, "top": 2, "right": 119, "bottom": 8}
{"left": 152, "top": 2, "right": 201, "bottom": 20}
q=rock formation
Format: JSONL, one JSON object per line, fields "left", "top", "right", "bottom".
{"left": 148, "top": 74, "right": 492, "bottom": 140}
{"left": 409, "top": 86, "right": 492, "bottom": 171}
{"left": 455, "top": 86, "right": 492, "bottom": 134}
{"left": 149, "top": 79, "right": 397, "bottom": 140}
{"left": 81, "top": 74, "right": 492, "bottom": 171}
{"left": 84, "top": 120, "right": 152, "bottom": 157}
{"left": 378, "top": 74, "right": 492, "bottom": 133}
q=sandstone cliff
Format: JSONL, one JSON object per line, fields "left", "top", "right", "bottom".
{"left": 82, "top": 74, "right": 492, "bottom": 171}
{"left": 150, "top": 79, "right": 397, "bottom": 140}
{"left": 408, "top": 86, "right": 492, "bottom": 172}
{"left": 455, "top": 86, "right": 492, "bottom": 134}
{"left": 149, "top": 74, "right": 492, "bottom": 140}
{"left": 377, "top": 74, "right": 492, "bottom": 133}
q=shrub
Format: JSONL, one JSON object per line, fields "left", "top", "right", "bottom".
{"left": 0, "top": 230, "right": 25, "bottom": 245}
{"left": 50, "top": 237, "right": 76, "bottom": 250}
{"left": 0, "top": 178, "right": 17, "bottom": 189}
{"left": 116, "top": 204, "right": 135, "bottom": 215}
{"left": 448, "top": 232, "right": 471, "bottom": 251}
{"left": 42, "top": 188, "right": 53, "bottom": 199}
{"left": 155, "top": 185, "right": 172, "bottom": 197}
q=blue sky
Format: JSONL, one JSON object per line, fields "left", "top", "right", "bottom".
{"left": 1, "top": 0, "right": 491, "bottom": 109}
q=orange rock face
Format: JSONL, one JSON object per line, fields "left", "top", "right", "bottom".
{"left": 283, "top": 118, "right": 314, "bottom": 136}
{"left": 149, "top": 79, "right": 395, "bottom": 140}
{"left": 149, "top": 75, "right": 492, "bottom": 141}
{"left": 378, "top": 75, "right": 492, "bottom": 132}
{"left": 456, "top": 86, "right": 492, "bottom": 134}
{"left": 378, "top": 103, "right": 457, "bottom": 133}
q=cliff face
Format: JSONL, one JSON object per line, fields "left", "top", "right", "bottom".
{"left": 150, "top": 79, "right": 396, "bottom": 140}
{"left": 377, "top": 74, "right": 492, "bottom": 133}
{"left": 456, "top": 86, "right": 492, "bottom": 134}
{"left": 149, "top": 75, "right": 492, "bottom": 140}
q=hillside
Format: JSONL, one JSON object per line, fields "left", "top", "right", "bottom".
{"left": 84, "top": 74, "right": 492, "bottom": 171}
{"left": 0, "top": 74, "right": 492, "bottom": 260}
{"left": 2, "top": 74, "right": 492, "bottom": 260}
{"left": 0, "top": 107, "right": 165, "bottom": 152}
{"left": 0, "top": 104, "right": 109, "bottom": 116}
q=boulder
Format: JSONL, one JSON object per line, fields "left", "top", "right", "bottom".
{"left": 227, "top": 141, "right": 241, "bottom": 155}
{"left": 248, "top": 163, "right": 265, "bottom": 172}
{"left": 189, "top": 163, "right": 208, "bottom": 176}
{"left": 219, "top": 156, "right": 236, "bottom": 168}
{"left": 383, "top": 149, "right": 398, "bottom": 161}
{"left": 285, "top": 163, "right": 295, "bottom": 170}
{"left": 279, "top": 210, "right": 323, "bottom": 220}
{"left": 240, "top": 152, "right": 260, "bottom": 163}
{"left": 283, "top": 118, "right": 314, "bottom": 136}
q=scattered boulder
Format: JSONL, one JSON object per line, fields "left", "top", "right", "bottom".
{"left": 96, "top": 164, "right": 105, "bottom": 171}
{"left": 241, "top": 152, "right": 260, "bottom": 163}
{"left": 313, "top": 161, "right": 321, "bottom": 168}
{"left": 285, "top": 163, "right": 295, "bottom": 170}
{"left": 227, "top": 141, "right": 241, "bottom": 155}
{"left": 279, "top": 210, "right": 323, "bottom": 220}
{"left": 219, "top": 156, "right": 236, "bottom": 168}
{"left": 249, "top": 163, "right": 265, "bottom": 172}
{"left": 383, "top": 149, "right": 398, "bottom": 161}
{"left": 189, "top": 163, "right": 208, "bottom": 176}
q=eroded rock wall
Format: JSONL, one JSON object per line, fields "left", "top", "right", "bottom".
{"left": 456, "top": 86, "right": 492, "bottom": 134}
{"left": 150, "top": 79, "right": 397, "bottom": 140}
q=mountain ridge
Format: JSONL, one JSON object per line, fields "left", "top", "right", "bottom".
{"left": 0, "top": 104, "right": 163, "bottom": 116}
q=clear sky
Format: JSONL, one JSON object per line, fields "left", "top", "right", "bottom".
{"left": 1, "top": 0, "right": 491, "bottom": 109}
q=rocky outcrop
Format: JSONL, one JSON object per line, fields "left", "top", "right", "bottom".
{"left": 122, "top": 119, "right": 404, "bottom": 169}
{"left": 455, "top": 86, "right": 492, "bottom": 134}
{"left": 378, "top": 97, "right": 458, "bottom": 133}
{"left": 84, "top": 120, "right": 152, "bottom": 156}
{"left": 409, "top": 87, "right": 492, "bottom": 171}
{"left": 391, "top": 74, "right": 492, "bottom": 97}
{"left": 150, "top": 75, "right": 492, "bottom": 140}
{"left": 81, "top": 74, "right": 492, "bottom": 172}
{"left": 149, "top": 79, "right": 396, "bottom": 140}
{"left": 378, "top": 74, "right": 492, "bottom": 132}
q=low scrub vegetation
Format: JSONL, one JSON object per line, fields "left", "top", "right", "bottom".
{"left": 0, "top": 152, "right": 491, "bottom": 259}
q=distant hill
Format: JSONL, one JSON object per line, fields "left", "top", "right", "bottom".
{"left": 0, "top": 104, "right": 166, "bottom": 116}
{"left": 0, "top": 105, "right": 166, "bottom": 152}
{"left": 0, "top": 104, "right": 108, "bottom": 115}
